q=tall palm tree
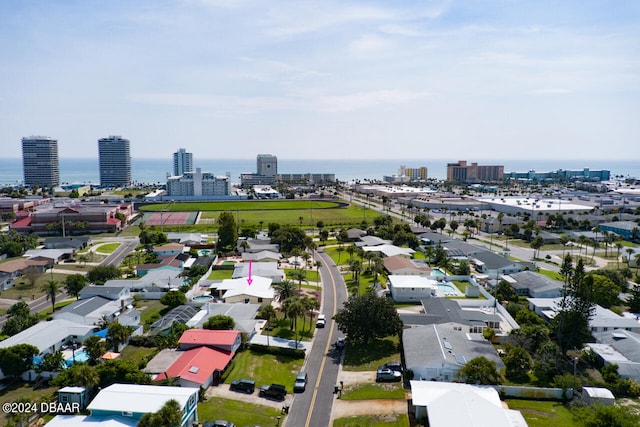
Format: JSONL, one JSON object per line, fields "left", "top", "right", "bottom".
{"left": 345, "top": 245, "right": 356, "bottom": 262}
{"left": 315, "top": 260, "right": 322, "bottom": 285}
{"left": 274, "top": 279, "right": 295, "bottom": 301}
{"left": 336, "top": 245, "right": 345, "bottom": 264}
{"left": 300, "top": 296, "right": 320, "bottom": 332}
{"left": 259, "top": 305, "right": 277, "bottom": 347}
{"left": 41, "top": 279, "right": 61, "bottom": 313}
{"left": 616, "top": 243, "right": 623, "bottom": 267}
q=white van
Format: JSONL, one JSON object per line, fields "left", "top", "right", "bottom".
{"left": 316, "top": 314, "right": 326, "bottom": 328}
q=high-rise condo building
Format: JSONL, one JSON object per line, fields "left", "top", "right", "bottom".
{"left": 98, "top": 135, "right": 131, "bottom": 188}
{"left": 173, "top": 148, "right": 193, "bottom": 176}
{"left": 22, "top": 136, "right": 60, "bottom": 188}
{"left": 257, "top": 154, "right": 277, "bottom": 177}
{"left": 446, "top": 160, "right": 504, "bottom": 183}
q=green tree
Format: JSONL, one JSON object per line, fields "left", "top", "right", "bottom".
{"left": 270, "top": 226, "right": 307, "bottom": 254}
{"left": 456, "top": 356, "right": 500, "bottom": 385}
{"left": 530, "top": 236, "right": 544, "bottom": 259}
{"left": 39, "top": 352, "right": 66, "bottom": 372}
{"left": 84, "top": 335, "right": 108, "bottom": 364}
{"left": 0, "top": 344, "right": 38, "bottom": 377}
{"left": 138, "top": 399, "right": 183, "bottom": 427}
{"left": 274, "top": 279, "right": 295, "bottom": 301}
{"left": 628, "top": 284, "right": 640, "bottom": 313}
{"left": 217, "top": 211, "right": 238, "bottom": 252}
{"left": 532, "top": 341, "right": 564, "bottom": 382}
{"left": 21, "top": 266, "right": 43, "bottom": 288}
{"left": 160, "top": 291, "right": 188, "bottom": 309}
{"left": 65, "top": 274, "right": 87, "bottom": 299}
{"left": 258, "top": 305, "right": 277, "bottom": 347}
{"left": 503, "top": 345, "right": 532, "bottom": 380}
{"left": 87, "top": 265, "right": 121, "bottom": 285}
{"left": 588, "top": 274, "right": 621, "bottom": 308}
{"left": 41, "top": 279, "right": 61, "bottom": 312}
{"left": 203, "top": 314, "right": 235, "bottom": 330}
{"left": 107, "top": 322, "right": 132, "bottom": 352}
{"left": 554, "top": 258, "right": 595, "bottom": 353}
{"left": 573, "top": 404, "right": 640, "bottom": 427}
{"left": 333, "top": 293, "right": 403, "bottom": 345}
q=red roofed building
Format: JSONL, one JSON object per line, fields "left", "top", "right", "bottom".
{"left": 156, "top": 346, "right": 234, "bottom": 388}
{"left": 178, "top": 329, "right": 242, "bottom": 353}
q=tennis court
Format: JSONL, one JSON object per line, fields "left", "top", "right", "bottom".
{"left": 144, "top": 212, "right": 197, "bottom": 225}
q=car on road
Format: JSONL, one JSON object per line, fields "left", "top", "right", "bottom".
{"left": 376, "top": 368, "right": 402, "bottom": 382}
{"left": 316, "top": 314, "right": 326, "bottom": 328}
{"left": 294, "top": 372, "right": 308, "bottom": 392}
{"left": 229, "top": 378, "right": 255, "bottom": 394}
{"left": 336, "top": 337, "right": 345, "bottom": 348}
{"left": 259, "top": 383, "right": 287, "bottom": 400}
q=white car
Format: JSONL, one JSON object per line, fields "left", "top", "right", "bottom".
{"left": 316, "top": 314, "right": 326, "bottom": 328}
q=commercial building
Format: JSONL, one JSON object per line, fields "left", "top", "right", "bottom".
{"left": 173, "top": 148, "right": 193, "bottom": 176}
{"left": 166, "top": 168, "right": 230, "bottom": 198}
{"left": 22, "top": 136, "right": 60, "bottom": 188}
{"left": 504, "top": 168, "right": 610, "bottom": 182}
{"left": 241, "top": 154, "right": 278, "bottom": 186}
{"left": 98, "top": 135, "right": 131, "bottom": 188}
{"left": 446, "top": 160, "right": 504, "bottom": 183}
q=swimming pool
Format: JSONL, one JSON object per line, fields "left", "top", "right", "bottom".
{"left": 437, "top": 283, "right": 459, "bottom": 296}
{"left": 198, "top": 249, "right": 213, "bottom": 256}
{"left": 66, "top": 349, "right": 90, "bottom": 366}
{"left": 431, "top": 268, "right": 446, "bottom": 277}
{"left": 192, "top": 295, "right": 213, "bottom": 302}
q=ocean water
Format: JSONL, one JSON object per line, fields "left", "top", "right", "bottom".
{"left": 0, "top": 157, "right": 638, "bottom": 186}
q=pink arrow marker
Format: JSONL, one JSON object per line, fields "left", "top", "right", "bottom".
{"left": 247, "top": 260, "right": 253, "bottom": 285}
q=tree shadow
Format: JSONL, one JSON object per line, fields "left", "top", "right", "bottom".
{"left": 344, "top": 338, "right": 399, "bottom": 367}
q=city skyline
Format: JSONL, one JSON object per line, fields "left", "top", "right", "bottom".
{"left": 1, "top": 1, "right": 639, "bottom": 161}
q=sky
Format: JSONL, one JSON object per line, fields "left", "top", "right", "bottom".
{"left": 1, "top": 0, "right": 639, "bottom": 161}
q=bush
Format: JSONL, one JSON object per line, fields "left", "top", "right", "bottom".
{"left": 128, "top": 335, "right": 158, "bottom": 348}
{"left": 247, "top": 343, "right": 305, "bottom": 359}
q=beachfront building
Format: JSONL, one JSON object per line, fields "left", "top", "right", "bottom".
{"left": 22, "top": 136, "right": 60, "bottom": 188}
{"left": 166, "top": 168, "right": 230, "bottom": 198}
{"left": 446, "top": 160, "right": 504, "bottom": 183}
{"left": 98, "top": 135, "right": 131, "bottom": 188}
{"left": 384, "top": 165, "right": 428, "bottom": 183}
{"left": 504, "top": 168, "right": 610, "bottom": 182}
{"left": 173, "top": 148, "right": 194, "bottom": 176}
{"left": 241, "top": 154, "right": 278, "bottom": 186}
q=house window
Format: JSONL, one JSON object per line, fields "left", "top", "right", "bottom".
{"left": 60, "top": 395, "right": 68, "bottom": 402}
{"left": 244, "top": 298, "right": 250, "bottom": 304}
{"left": 258, "top": 298, "right": 263, "bottom": 303}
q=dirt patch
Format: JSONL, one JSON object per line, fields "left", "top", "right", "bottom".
{"left": 332, "top": 399, "right": 407, "bottom": 419}
{"left": 205, "top": 383, "right": 293, "bottom": 410}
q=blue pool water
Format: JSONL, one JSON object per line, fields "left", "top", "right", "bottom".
{"left": 431, "top": 268, "right": 446, "bottom": 277}
{"left": 437, "top": 283, "right": 458, "bottom": 295}
{"left": 66, "top": 349, "right": 90, "bottom": 366}
{"left": 192, "top": 295, "right": 213, "bottom": 302}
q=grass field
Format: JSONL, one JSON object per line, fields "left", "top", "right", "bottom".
{"left": 0, "top": 272, "right": 71, "bottom": 301}
{"left": 333, "top": 414, "right": 409, "bottom": 427}
{"left": 0, "top": 383, "right": 57, "bottom": 426}
{"left": 198, "top": 397, "right": 283, "bottom": 427}
{"left": 94, "top": 242, "right": 121, "bottom": 254}
{"left": 341, "top": 382, "right": 406, "bottom": 400}
{"left": 343, "top": 337, "right": 401, "bottom": 371}
{"left": 220, "top": 349, "right": 304, "bottom": 394}
{"left": 505, "top": 399, "right": 574, "bottom": 427}
{"left": 140, "top": 200, "right": 345, "bottom": 212}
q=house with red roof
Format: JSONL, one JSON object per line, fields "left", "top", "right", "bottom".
{"left": 178, "top": 329, "right": 242, "bottom": 353}
{"left": 155, "top": 346, "right": 234, "bottom": 388}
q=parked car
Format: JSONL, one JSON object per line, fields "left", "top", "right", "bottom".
{"left": 336, "top": 337, "right": 345, "bottom": 348}
{"left": 229, "top": 378, "right": 255, "bottom": 394}
{"left": 294, "top": 372, "right": 308, "bottom": 393}
{"left": 381, "top": 361, "right": 402, "bottom": 372}
{"left": 316, "top": 314, "right": 326, "bottom": 328}
{"left": 203, "top": 421, "right": 236, "bottom": 427}
{"left": 259, "top": 384, "right": 287, "bottom": 400}
{"left": 376, "top": 368, "right": 402, "bottom": 382}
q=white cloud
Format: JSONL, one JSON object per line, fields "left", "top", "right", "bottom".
{"left": 318, "top": 90, "right": 431, "bottom": 112}
{"left": 348, "top": 34, "right": 394, "bottom": 57}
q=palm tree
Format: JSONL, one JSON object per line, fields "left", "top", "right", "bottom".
{"left": 107, "top": 321, "right": 131, "bottom": 352}
{"left": 346, "top": 245, "right": 356, "bottom": 262}
{"left": 259, "top": 305, "right": 277, "bottom": 347}
{"left": 627, "top": 248, "right": 635, "bottom": 268}
{"left": 315, "top": 260, "right": 322, "bottom": 285}
{"left": 336, "top": 245, "right": 345, "bottom": 264}
{"left": 290, "top": 268, "right": 307, "bottom": 293}
{"left": 616, "top": 243, "right": 623, "bottom": 267}
{"left": 274, "top": 279, "right": 295, "bottom": 301}
{"left": 41, "top": 279, "right": 61, "bottom": 313}
{"left": 301, "top": 296, "right": 320, "bottom": 332}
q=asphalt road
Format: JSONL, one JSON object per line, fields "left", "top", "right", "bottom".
{"left": 285, "top": 249, "right": 348, "bottom": 427}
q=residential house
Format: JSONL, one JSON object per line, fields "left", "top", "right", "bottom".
{"left": 209, "top": 276, "right": 275, "bottom": 306}
{"left": 54, "top": 296, "right": 140, "bottom": 328}
{"left": 598, "top": 221, "right": 639, "bottom": 241}
{"left": 586, "top": 329, "right": 640, "bottom": 382}
{"left": 383, "top": 255, "right": 431, "bottom": 276}
{"left": 58, "top": 386, "right": 89, "bottom": 410}
{"left": 196, "top": 303, "right": 261, "bottom": 337}
{"left": 24, "top": 248, "right": 74, "bottom": 263}
{"left": 86, "top": 383, "right": 199, "bottom": 427}
{"left": 470, "top": 251, "right": 527, "bottom": 277}
{"left": 78, "top": 286, "right": 131, "bottom": 302}
{"left": 504, "top": 271, "right": 564, "bottom": 298}
{"left": 239, "top": 237, "right": 279, "bottom": 253}
{"left": 178, "top": 329, "right": 243, "bottom": 353}
{"left": 357, "top": 235, "right": 391, "bottom": 247}
{"left": 528, "top": 298, "right": 640, "bottom": 335}
{"left": 150, "top": 305, "right": 200, "bottom": 335}
{"left": 242, "top": 250, "right": 282, "bottom": 263}
{"left": 400, "top": 298, "right": 503, "bottom": 334}
{"left": 233, "top": 261, "right": 284, "bottom": 283}
{"left": 153, "top": 242, "right": 186, "bottom": 257}
{"left": 387, "top": 275, "right": 438, "bottom": 302}
{"left": 345, "top": 228, "right": 366, "bottom": 241}
{"left": 43, "top": 236, "right": 91, "bottom": 250}
{"left": 167, "top": 232, "right": 205, "bottom": 245}
{"left": 409, "top": 381, "right": 528, "bottom": 427}
{"left": 403, "top": 322, "right": 505, "bottom": 382}
{"left": 362, "top": 244, "right": 415, "bottom": 258}
{"left": 154, "top": 346, "right": 234, "bottom": 388}
{"left": 0, "top": 257, "right": 52, "bottom": 290}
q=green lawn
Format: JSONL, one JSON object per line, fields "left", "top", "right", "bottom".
{"left": 94, "top": 242, "right": 121, "bottom": 254}
{"left": 285, "top": 268, "right": 319, "bottom": 284}
{"left": 220, "top": 350, "right": 303, "bottom": 394}
{"left": 0, "top": 272, "right": 71, "bottom": 301}
{"left": 341, "top": 382, "right": 406, "bottom": 400}
{"left": 0, "top": 383, "right": 57, "bottom": 426}
{"left": 270, "top": 315, "right": 315, "bottom": 342}
{"left": 140, "top": 200, "right": 344, "bottom": 212}
{"left": 198, "top": 397, "right": 283, "bottom": 427}
{"left": 334, "top": 414, "right": 409, "bottom": 427}
{"left": 119, "top": 345, "right": 158, "bottom": 367}
{"left": 505, "top": 399, "right": 574, "bottom": 427}
{"left": 538, "top": 269, "right": 563, "bottom": 280}
{"left": 207, "top": 269, "right": 234, "bottom": 280}
{"left": 343, "top": 337, "right": 401, "bottom": 371}
{"left": 137, "top": 299, "right": 170, "bottom": 331}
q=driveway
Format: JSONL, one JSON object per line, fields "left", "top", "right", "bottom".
{"left": 205, "top": 383, "right": 293, "bottom": 411}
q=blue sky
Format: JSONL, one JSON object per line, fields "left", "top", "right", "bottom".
{"left": 1, "top": 0, "right": 639, "bottom": 160}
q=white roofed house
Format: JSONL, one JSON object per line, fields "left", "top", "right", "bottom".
{"left": 209, "top": 276, "right": 275, "bottom": 307}
{"left": 387, "top": 275, "right": 438, "bottom": 302}
{"left": 233, "top": 261, "right": 284, "bottom": 283}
